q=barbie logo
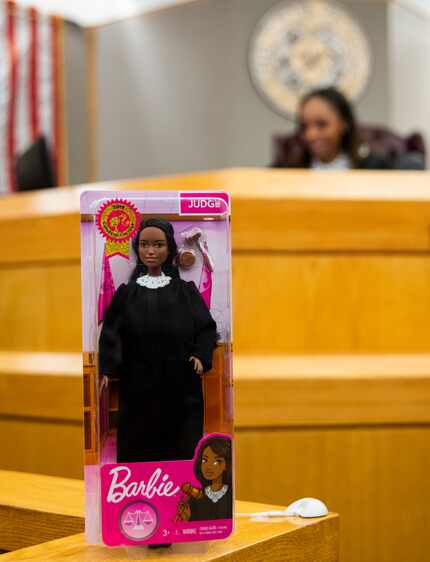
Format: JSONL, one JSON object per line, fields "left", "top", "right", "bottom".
{"left": 107, "top": 467, "right": 180, "bottom": 504}
{"left": 180, "top": 192, "right": 229, "bottom": 215}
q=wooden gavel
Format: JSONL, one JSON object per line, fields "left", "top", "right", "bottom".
{"left": 181, "top": 482, "right": 203, "bottom": 500}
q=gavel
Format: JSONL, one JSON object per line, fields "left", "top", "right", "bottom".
{"left": 181, "top": 482, "right": 203, "bottom": 500}
{"left": 174, "top": 483, "right": 203, "bottom": 522}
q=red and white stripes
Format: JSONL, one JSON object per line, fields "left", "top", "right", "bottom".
{"left": 0, "top": 0, "right": 63, "bottom": 193}
{"left": 6, "top": 1, "right": 18, "bottom": 191}
{"left": 29, "top": 6, "right": 39, "bottom": 139}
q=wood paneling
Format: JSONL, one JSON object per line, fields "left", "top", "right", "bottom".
{"left": 2, "top": 169, "right": 430, "bottom": 263}
{"left": 3, "top": 254, "right": 430, "bottom": 354}
{"left": 0, "top": 417, "right": 82, "bottom": 479}
{"left": 235, "top": 427, "right": 430, "bottom": 562}
{"left": 2, "top": 169, "right": 430, "bottom": 353}
{"left": 0, "top": 263, "right": 81, "bottom": 351}
{"left": 0, "top": 214, "right": 79, "bottom": 264}
{"left": 233, "top": 253, "right": 430, "bottom": 353}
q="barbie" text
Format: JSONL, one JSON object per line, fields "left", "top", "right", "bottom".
{"left": 107, "top": 466, "right": 180, "bottom": 503}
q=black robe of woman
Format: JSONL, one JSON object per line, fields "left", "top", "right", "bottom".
{"left": 99, "top": 278, "right": 217, "bottom": 463}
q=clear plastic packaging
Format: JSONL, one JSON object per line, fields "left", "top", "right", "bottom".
{"left": 80, "top": 190, "right": 233, "bottom": 546}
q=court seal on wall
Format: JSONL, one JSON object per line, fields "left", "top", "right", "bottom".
{"left": 248, "top": 0, "right": 372, "bottom": 119}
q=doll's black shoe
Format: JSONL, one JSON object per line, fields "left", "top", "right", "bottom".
{"left": 148, "top": 544, "right": 172, "bottom": 549}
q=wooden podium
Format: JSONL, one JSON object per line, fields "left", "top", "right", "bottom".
{"left": 0, "top": 470, "right": 339, "bottom": 561}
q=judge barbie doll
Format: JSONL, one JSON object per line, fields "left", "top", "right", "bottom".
{"left": 99, "top": 218, "right": 217, "bottom": 463}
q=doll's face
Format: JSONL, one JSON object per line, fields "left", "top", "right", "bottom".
{"left": 201, "top": 446, "right": 226, "bottom": 481}
{"left": 138, "top": 227, "right": 169, "bottom": 270}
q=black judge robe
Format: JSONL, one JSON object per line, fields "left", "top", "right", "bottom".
{"left": 99, "top": 278, "right": 217, "bottom": 463}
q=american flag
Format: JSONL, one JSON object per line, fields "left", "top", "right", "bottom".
{"left": 0, "top": 0, "right": 64, "bottom": 193}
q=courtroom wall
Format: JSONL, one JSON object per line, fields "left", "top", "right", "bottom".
{"left": 94, "top": 0, "right": 389, "bottom": 181}
{"left": 388, "top": 2, "right": 430, "bottom": 151}
{"left": 64, "top": 22, "right": 91, "bottom": 186}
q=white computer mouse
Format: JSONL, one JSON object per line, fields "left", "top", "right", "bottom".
{"left": 285, "top": 497, "right": 329, "bottom": 518}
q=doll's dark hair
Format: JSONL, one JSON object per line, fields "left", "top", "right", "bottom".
{"left": 130, "top": 218, "right": 179, "bottom": 281}
{"left": 194, "top": 436, "right": 232, "bottom": 487}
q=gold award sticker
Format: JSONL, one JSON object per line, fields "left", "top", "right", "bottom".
{"left": 96, "top": 199, "right": 141, "bottom": 243}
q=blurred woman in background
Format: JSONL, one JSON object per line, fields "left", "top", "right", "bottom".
{"left": 272, "top": 87, "right": 391, "bottom": 170}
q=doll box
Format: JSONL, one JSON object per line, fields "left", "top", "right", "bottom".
{"left": 80, "top": 191, "right": 234, "bottom": 546}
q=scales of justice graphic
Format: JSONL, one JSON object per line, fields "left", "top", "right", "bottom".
{"left": 123, "top": 508, "right": 155, "bottom": 530}
{"left": 119, "top": 501, "right": 160, "bottom": 540}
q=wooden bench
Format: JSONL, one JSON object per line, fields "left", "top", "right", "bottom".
{"left": 0, "top": 470, "right": 339, "bottom": 561}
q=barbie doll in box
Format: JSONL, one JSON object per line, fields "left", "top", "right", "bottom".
{"left": 99, "top": 218, "right": 217, "bottom": 463}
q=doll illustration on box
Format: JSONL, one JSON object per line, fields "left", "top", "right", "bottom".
{"left": 176, "top": 435, "right": 233, "bottom": 521}
{"left": 99, "top": 218, "right": 218, "bottom": 463}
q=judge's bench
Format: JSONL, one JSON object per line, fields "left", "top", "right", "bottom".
{"left": 1, "top": 167, "right": 430, "bottom": 561}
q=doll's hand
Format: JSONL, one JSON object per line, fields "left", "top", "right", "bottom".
{"left": 176, "top": 500, "right": 191, "bottom": 522}
{"left": 189, "top": 356, "right": 203, "bottom": 375}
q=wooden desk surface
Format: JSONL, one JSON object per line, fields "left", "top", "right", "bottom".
{"left": 0, "top": 470, "right": 338, "bottom": 561}
{"left": 0, "top": 512, "right": 339, "bottom": 562}
{"left": 0, "top": 471, "right": 84, "bottom": 551}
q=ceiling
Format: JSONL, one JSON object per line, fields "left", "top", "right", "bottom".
{"left": 13, "top": 0, "right": 197, "bottom": 27}
{"left": 13, "top": 0, "right": 430, "bottom": 27}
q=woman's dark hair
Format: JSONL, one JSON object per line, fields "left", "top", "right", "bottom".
{"left": 194, "top": 436, "right": 232, "bottom": 487}
{"left": 299, "top": 87, "right": 360, "bottom": 166}
{"left": 130, "top": 218, "right": 179, "bottom": 281}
